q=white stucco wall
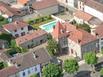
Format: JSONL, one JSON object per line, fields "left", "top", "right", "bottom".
{"left": 68, "top": 39, "right": 82, "bottom": 58}
{"left": 4, "top": 26, "right": 29, "bottom": 37}
{"left": 78, "top": 1, "right": 84, "bottom": 10}
{"left": 57, "top": 0, "right": 75, "bottom": 8}
{"left": 74, "top": 16, "right": 84, "bottom": 24}
{"left": 84, "top": 5, "right": 103, "bottom": 21}
{"left": 67, "top": 0, "right": 75, "bottom": 7}
{"left": 18, "top": 64, "right": 41, "bottom": 77}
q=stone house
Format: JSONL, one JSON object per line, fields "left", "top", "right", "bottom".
{"left": 0, "top": 1, "right": 23, "bottom": 21}
{"left": 0, "top": 48, "right": 51, "bottom": 77}
{"left": 32, "top": 0, "right": 59, "bottom": 16}
{"left": 15, "top": 30, "right": 48, "bottom": 48}
{"left": 78, "top": 0, "right": 103, "bottom": 21}
{"left": 73, "top": 10, "right": 103, "bottom": 33}
{"left": 92, "top": 24, "right": 103, "bottom": 52}
{"left": 52, "top": 22, "right": 99, "bottom": 59}
{"left": 3, "top": 20, "right": 29, "bottom": 38}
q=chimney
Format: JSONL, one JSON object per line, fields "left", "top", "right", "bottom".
{"left": 78, "top": 39, "right": 81, "bottom": 43}
{"left": 33, "top": 52, "right": 38, "bottom": 59}
{"left": 15, "top": 21, "right": 18, "bottom": 24}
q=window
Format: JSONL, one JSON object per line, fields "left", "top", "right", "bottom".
{"left": 21, "top": 32, "right": 25, "bottom": 36}
{"left": 35, "top": 67, "right": 37, "bottom": 71}
{"left": 28, "top": 70, "right": 30, "bottom": 74}
{"left": 14, "top": 29, "right": 17, "bottom": 32}
{"left": 21, "top": 27, "right": 24, "bottom": 30}
{"left": 15, "top": 34, "right": 19, "bottom": 37}
{"left": 101, "top": 38, "right": 103, "bottom": 40}
{"left": 22, "top": 72, "right": 25, "bottom": 77}
{"left": 66, "top": 0, "right": 68, "bottom": 3}
{"left": 71, "top": 49, "right": 73, "bottom": 54}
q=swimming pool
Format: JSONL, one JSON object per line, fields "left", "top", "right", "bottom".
{"left": 40, "top": 21, "right": 57, "bottom": 33}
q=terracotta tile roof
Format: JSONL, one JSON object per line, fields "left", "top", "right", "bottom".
{"left": 17, "top": 0, "right": 29, "bottom": 5}
{"left": 3, "top": 20, "right": 28, "bottom": 31}
{"left": 74, "top": 10, "right": 93, "bottom": 22}
{"left": 0, "top": 66, "right": 18, "bottom": 77}
{"left": 32, "top": 0, "right": 58, "bottom": 10}
{"left": 82, "top": 0, "right": 103, "bottom": 13}
{"left": 52, "top": 22, "right": 97, "bottom": 45}
{"left": 0, "top": 48, "right": 51, "bottom": 77}
{"left": 10, "top": 48, "right": 51, "bottom": 71}
{"left": 69, "top": 29, "right": 97, "bottom": 45}
{"left": 95, "top": 24, "right": 103, "bottom": 37}
{"left": 0, "top": 1, "right": 22, "bottom": 17}
{"left": 16, "top": 30, "right": 47, "bottom": 45}
{"left": 52, "top": 22, "right": 76, "bottom": 39}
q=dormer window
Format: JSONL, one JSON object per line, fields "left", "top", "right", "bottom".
{"left": 61, "top": 29, "right": 65, "bottom": 33}
{"left": 96, "top": 33, "right": 98, "bottom": 36}
{"left": 21, "top": 27, "right": 23, "bottom": 30}
{"left": 78, "top": 39, "right": 81, "bottom": 43}
{"left": 14, "top": 29, "right": 17, "bottom": 32}
{"left": 66, "top": 0, "right": 68, "bottom": 3}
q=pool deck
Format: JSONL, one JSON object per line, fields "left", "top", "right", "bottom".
{"left": 39, "top": 20, "right": 57, "bottom": 33}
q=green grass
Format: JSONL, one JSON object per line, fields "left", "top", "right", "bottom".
{"left": 70, "top": 20, "right": 91, "bottom": 33}
{"left": 27, "top": 15, "right": 54, "bottom": 29}
{"left": 32, "top": 19, "right": 54, "bottom": 29}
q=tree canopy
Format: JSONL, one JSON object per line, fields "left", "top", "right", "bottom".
{"left": 30, "top": 73, "right": 39, "bottom": 77}
{"left": 100, "top": 68, "right": 103, "bottom": 76}
{"left": 84, "top": 52, "right": 97, "bottom": 65}
{"left": 0, "top": 15, "right": 9, "bottom": 27}
{"left": 64, "top": 59, "right": 79, "bottom": 74}
{"left": 42, "top": 63, "right": 62, "bottom": 77}
{"left": 46, "top": 39, "right": 59, "bottom": 56}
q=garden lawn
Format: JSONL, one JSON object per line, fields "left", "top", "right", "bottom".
{"left": 32, "top": 19, "right": 54, "bottom": 29}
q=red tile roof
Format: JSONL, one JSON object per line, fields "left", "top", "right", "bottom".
{"left": 0, "top": 1, "right": 21, "bottom": 17}
{"left": 52, "top": 22, "right": 97, "bottom": 45}
{"left": 0, "top": 66, "right": 18, "bottom": 77}
{"left": 16, "top": 30, "right": 47, "bottom": 45}
{"left": 17, "top": 0, "right": 29, "bottom": 5}
{"left": 3, "top": 20, "right": 28, "bottom": 31}
{"left": 95, "top": 24, "right": 103, "bottom": 37}
{"left": 84, "top": 0, "right": 103, "bottom": 13}
{"left": 32, "top": 0, "right": 58, "bottom": 10}
{"left": 69, "top": 29, "right": 97, "bottom": 45}
{"left": 74, "top": 10, "right": 93, "bottom": 22}
{"left": 52, "top": 22, "right": 76, "bottom": 39}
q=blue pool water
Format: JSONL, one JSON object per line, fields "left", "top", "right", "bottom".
{"left": 40, "top": 21, "right": 57, "bottom": 33}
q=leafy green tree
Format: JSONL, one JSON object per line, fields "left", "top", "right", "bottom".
{"left": 47, "top": 34, "right": 52, "bottom": 40}
{"left": 0, "top": 15, "right": 4, "bottom": 21}
{"left": 100, "top": 68, "right": 103, "bottom": 77}
{"left": 84, "top": 52, "right": 97, "bottom": 72}
{"left": 42, "top": 63, "right": 62, "bottom": 77}
{"left": 0, "top": 62, "right": 4, "bottom": 69}
{"left": 30, "top": 73, "right": 38, "bottom": 77}
{"left": 46, "top": 39, "right": 59, "bottom": 56}
{"left": 0, "top": 62, "right": 6, "bottom": 70}
{"left": 0, "top": 15, "right": 9, "bottom": 27}
{"left": 10, "top": 40, "right": 17, "bottom": 48}
{"left": 64, "top": 59, "right": 79, "bottom": 75}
